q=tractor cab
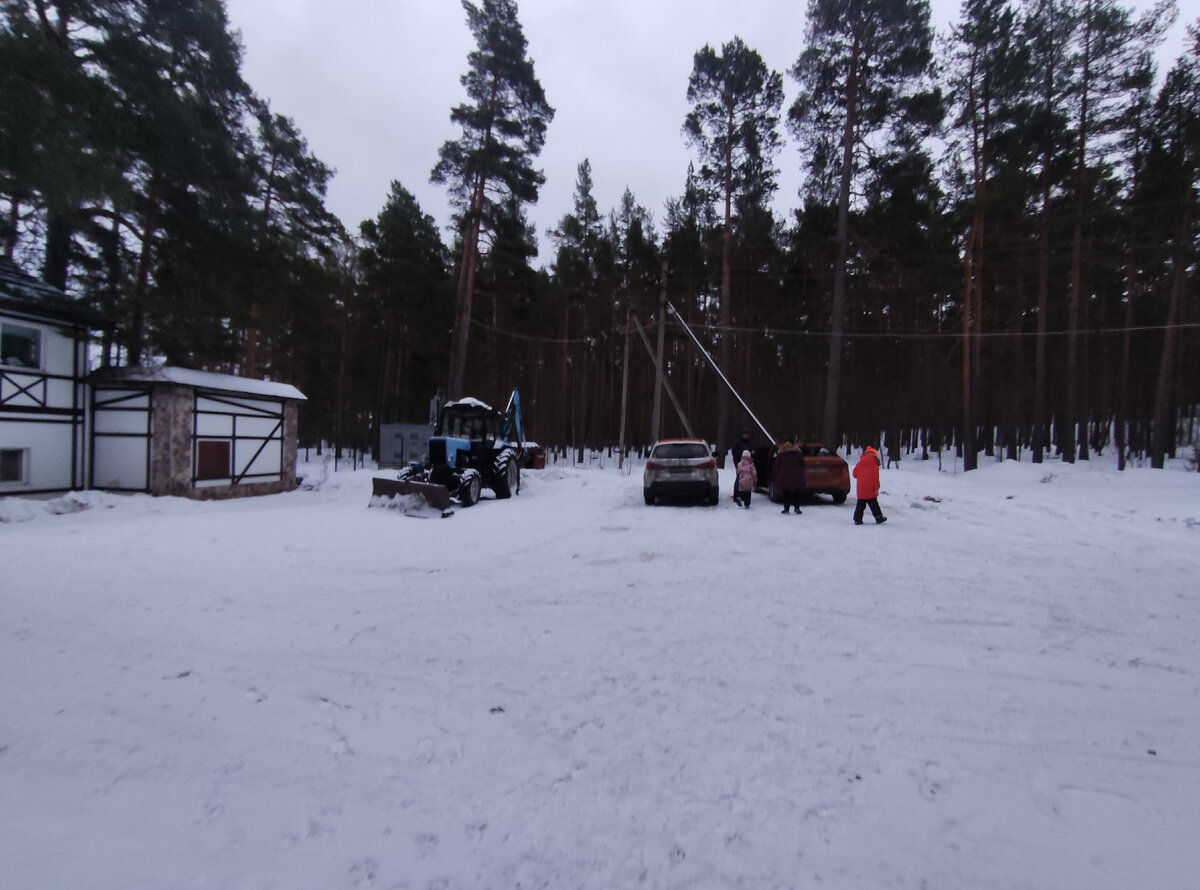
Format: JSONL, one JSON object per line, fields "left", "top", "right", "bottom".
{"left": 430, "top": 399, "right": 502, "bottom": 473}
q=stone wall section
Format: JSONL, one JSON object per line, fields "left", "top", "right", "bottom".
{"left": 149, "top": 385, "right": 193, "bottom": 497}
{"left": 282, "top": 401, "right": 299, "bottom": 489}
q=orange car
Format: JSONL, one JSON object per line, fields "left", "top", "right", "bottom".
{"left": 756, "top": 442, "right": 851, "bottom": 505}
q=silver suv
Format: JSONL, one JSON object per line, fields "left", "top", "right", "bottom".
{"left": 643, "top": 439, "right": 719, "bottom": 506}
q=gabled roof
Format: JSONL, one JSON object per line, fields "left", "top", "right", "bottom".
{"left": 0, "top": 258, "right": 110, "bottom": 328}
{"left": 91, "top": 365, "right": 306, "bottom": 401}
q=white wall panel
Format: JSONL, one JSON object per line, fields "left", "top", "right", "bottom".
{"left": 197, "top": 395, "right": 279, "bottom": 416}
{"left": 195, "top": 414, "right": 234, "bottom": 437}
{"left": 93, "top": 409, "right": 149, "bottom": 434}
{"left": 0, "top": 420, "right": 74, "bottom": 490}
{"left": 234, "top": 416, "right": 282, "bottom": 438}
{"left": 92, "top": 437, "right": 148, "bottom": 490}
{"left": 234, "top": 439, "right": 282, "bottom": 477}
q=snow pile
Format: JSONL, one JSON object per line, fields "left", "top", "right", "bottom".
{"left": 367, "top": 491, "right": 450, "bottom": 519}
{"left": 2, "top": 450, "right": 1198, "bottom": 889}
{"left": 0, "top": 488, "right": 127, "bottom": 522}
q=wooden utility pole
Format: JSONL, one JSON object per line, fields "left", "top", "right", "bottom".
{"left": 651, "top": 261, "right": 667, "bottom": 441}
{"left": 633, "top": 317, "right": 695, "bottom": 438}
{"left": 618, "top": 307, "right": 631, "bottom": 468}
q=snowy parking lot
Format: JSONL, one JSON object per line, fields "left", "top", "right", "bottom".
{"left": 3, "top": 450, "right": 1199, "bottom": 889}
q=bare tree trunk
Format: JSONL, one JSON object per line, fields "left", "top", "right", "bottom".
{"left": 717, "top": 103, "right": 734, "bottom": 456}
{"left": 962, "top": 221, "right": 978, "bottom": 472}
{"left": 1033, "top": 165, "right": 1051, "bottom": 463}
{"left": 43, "top": 209, "right": 73, "bottom": 291}
{"left": 618, "top": 308, "right": 631, "bottom": 467}
{"left": 823, "top": 33, "right": 861, "bottom": 452}
{"left": 3, "top": 198, "right": 18, "bottom": 260}
{"left": 1151, "top": 253, "right": 1186, "bottom": 468}
{"left": 1117, "top": 261, "right": 1133, "bottom": 471}
{"left": 652, "top": 264, "right": 667, "bottom": 441}
{"left": 1064, "top": 2, "right": 1094, "bottom": 465}
{"left": 448, "top": 211, "right": 480, "bottom": 399}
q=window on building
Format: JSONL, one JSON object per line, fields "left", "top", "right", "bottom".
{"left": 0, "top": 322, "right": 42, "bottom": 368}
{"left": 0, "top": 448, "right": 28, "bottom": 484}
{"left": 196, "top": 439, "right": 231, "bottom": 481}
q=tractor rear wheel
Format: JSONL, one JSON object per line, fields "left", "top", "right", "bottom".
{"left": 492, "top": 449, "right": 519, "bottom": 499}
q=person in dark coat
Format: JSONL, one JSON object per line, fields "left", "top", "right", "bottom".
{"left": 732, "top": 429, "right": 753, "bottom": 464}
{"left": 772, "top": 439, "right": 806, "bottom": 514}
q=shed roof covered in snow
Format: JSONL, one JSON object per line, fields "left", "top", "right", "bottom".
{"left": 91, "top": 365, "right": 306, "bottom": 401}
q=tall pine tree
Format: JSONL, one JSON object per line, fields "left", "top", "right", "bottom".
{"left": 432, "top": 0, "right": 553, "bottom": 399}
{"left": 789, "top": 0, "right": 941, "bottom": 453}
{"left": 684, "top": 36, "right": 783, "bottom": 454}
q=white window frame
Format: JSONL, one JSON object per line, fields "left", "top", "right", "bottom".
{"left": 0, "top": 321, "right": 43, "bottom": 369}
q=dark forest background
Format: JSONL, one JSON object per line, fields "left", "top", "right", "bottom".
{"left": 2, "top": 0, "right": 1198, "bottom": 470}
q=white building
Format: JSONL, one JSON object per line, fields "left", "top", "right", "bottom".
{"left": 0, "top": 258, "right": 95, "bottom": 495}
{"left": 1, "top": 259, "right": 305, "bottom": 500}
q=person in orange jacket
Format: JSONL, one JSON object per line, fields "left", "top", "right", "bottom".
{"left": 852, "top": 445, "right": 887, "bottom": 525}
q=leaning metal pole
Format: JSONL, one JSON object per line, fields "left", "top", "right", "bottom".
{"left": 666, "top": 301, "right": 775, "bottom": 445}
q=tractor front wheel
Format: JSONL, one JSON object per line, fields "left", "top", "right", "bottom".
{"left": 459, "top": 470, "right": 482, "bottom": 507}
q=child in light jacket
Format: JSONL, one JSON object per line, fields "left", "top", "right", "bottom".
{"left": 734, "top": 451, "right": 758, "bottom": 508}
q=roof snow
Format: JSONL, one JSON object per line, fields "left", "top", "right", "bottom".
{"left": 94, "top": 365, "right": 306, "bottom": 401}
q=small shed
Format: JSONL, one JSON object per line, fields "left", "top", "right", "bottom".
{"left": 377, "top": 422, "right": 434, "bottom": 469}
{"left": 89, "top": 366, "right": 306, "bottom": 499}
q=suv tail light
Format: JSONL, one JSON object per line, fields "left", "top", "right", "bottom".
{"left": 646, "top": 460, "right": 665, "bottom": 470}
{"left": 701, "top": 458, "right": 716, "bottom": 469}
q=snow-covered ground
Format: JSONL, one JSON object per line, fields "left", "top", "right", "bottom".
{"left": 3, "top": 449, "right": 1199, "bottom": 889}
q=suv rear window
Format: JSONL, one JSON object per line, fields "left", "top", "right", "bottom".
{"left": 652, "top": 442, "right": 709, "bottom": 459}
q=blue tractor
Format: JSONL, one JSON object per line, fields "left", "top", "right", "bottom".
{"left": 372, "top": 389, "right": 525, "bottom": 511}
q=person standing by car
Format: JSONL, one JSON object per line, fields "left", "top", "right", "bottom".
{"left": 731, "top": 429, "right": 753, "bottom": 498}
{"left": 734, "top": 451, "right": 758, "bottom": 508}
{"left": 732, "top": 429, "right": 753, "bottom": 464}
{"left": 852, "top": 445, "right": 887, "bottom": 525}
{"left": 773, "top": 438, "right": 806, "bottom": 514}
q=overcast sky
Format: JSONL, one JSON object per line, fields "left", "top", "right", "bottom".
{"left": 223, "top": 1, "right": 1188, "bottom": 264}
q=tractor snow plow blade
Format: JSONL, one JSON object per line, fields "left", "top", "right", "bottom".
{"left": 370, "top": 476, "right": 452, "bottom": 513}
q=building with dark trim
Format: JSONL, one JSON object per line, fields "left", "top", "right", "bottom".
{"left": 1, "top": 258, "right": 305, "bottom": 500}
{"left": 89, "top": 366, "right": 305, "bottom": 499}
{"left": 0, "top": 258, "right": 99, "bottom": 494}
